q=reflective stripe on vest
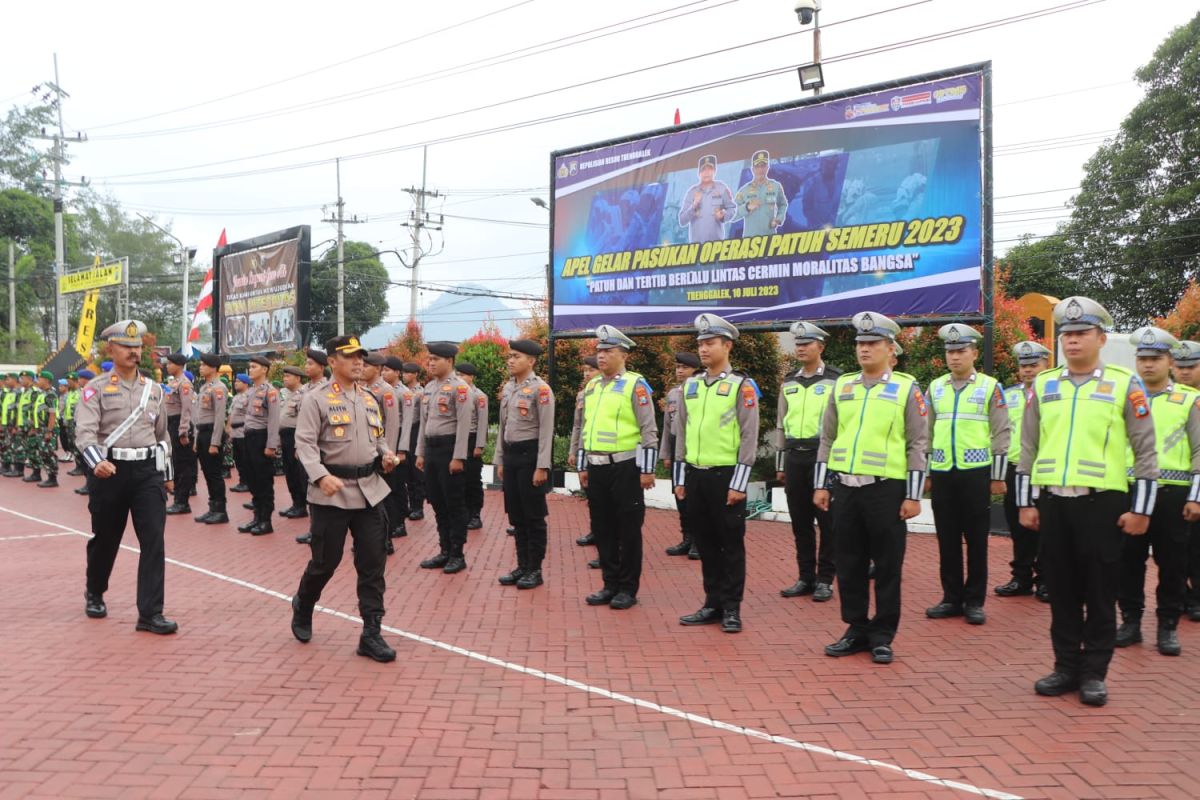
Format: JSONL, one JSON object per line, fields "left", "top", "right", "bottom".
{"left": 0, "top": 391, "right": 14, "bottom": 425}
{"left": 1005, "top": 385, "right": 1028, "bottom": 463}
{"left": 1126, "top": 386, "right": 1197, "bottom": 486}
{"left": 582, "top": 371, "right": 644, "bottom": 453}
{"left": 928, "top": 373, "right": 998, "bottom": 471}
{"left": 682, "top": 373, "right": 744, "bottom": 466}
{"left": 782, "top": 378, "right": 835, "bottom": 440}
{"left": 64, "top": 389, "right": 80, "bottom": 421}
{"left": 1032, "top": 365, "right": 1133, "bottom": 492}
{"left": 16, "top": 389, "right": 32, "bottom": 426}
{"left": 828, "top": 372, "right": 916, "bottom": 481}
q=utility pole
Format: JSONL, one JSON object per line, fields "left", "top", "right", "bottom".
{"left": 403, "top": 147, "right": 443, "bottom": 321}
{"left": 812, "top": 9, "right": 822, "bottom": 97}
{"left": 320, "top": 158, "right": 365, "bottom": 336}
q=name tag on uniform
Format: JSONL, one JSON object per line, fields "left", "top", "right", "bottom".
{"left": 1089, "top": 392, "right": 1115, "bottom": 403}
{"left": 970, "top": 388, "right": 986, "bottom": 404}
{"left": 1042, "top": 379, "right": 1061, "bottom": 402}
{"left": 103, "top": 386, "right": 120, "bottom": 394}
{"left": 1169, "top": 392, "right": 1186, "bottom": 404}
{"left": 716, "top": 382, "right": 732, "bottom": 396}
{"left": 839, "top": 386, "right": 855, "bottom": 400}
{"left": 933, "top": 385, "right": 945, "bottom": 401}
{"left": 879, "top": 383, "right": 900, "bottom": 400}
{"left": 785, "top": 386, "right": 799, "bottom": 395}
{"left": 686, "top": 381, "right": 699, "bottom": 399}
{"left": 612, "top": 379, "right": 627, "bottom": 392}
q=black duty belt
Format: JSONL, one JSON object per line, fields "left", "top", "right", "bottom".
{"left": 323, "top": 459, "right": 380, "bottom": 479}
{"left": 195, "top": 423, "right": 214, "bottom": 431}
{"left": 231, "top": 422, "right": 244, "bottom": 429}
{"left": 424, "top": 434, "right": 455, "bottom": 445}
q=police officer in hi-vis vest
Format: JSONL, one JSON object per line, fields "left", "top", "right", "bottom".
{"left": 925, "top": 324, "right": 1010, "bottom": 626}
{"left": 674, "top": 314, "right": 760, "bottom": 634}
{"left": 661, "top": 352, "right": 701, "bottom": 559}
{"left": 1017, "top": 297, "right": 1159, "bottom": 707}
{"left": 815, "top": 312, "right": 929, "bottom": 665}
{"left": 1173, "top": 340, "right": 1200, "bottom": 621}
{"left": 75, "top": 321, "right": 177, "bottom": 635}
{"left": 775, "top": 321, "right": 841, "bottom": 601}
{"left": 1113, "top": 327, "right": 1200, "bottom": 657}
{"left": 995, "top": 341, "right": 1052, "bottom": 602}
{"left": 580, "top": 326, "right": 658, "bottom": 610}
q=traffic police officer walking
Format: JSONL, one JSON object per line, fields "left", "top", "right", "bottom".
{"left": 775, "top": 321, "right": 841, "bottom": 601}
{"left": 815, "top": 312, "right": 928, "bottom": 664}
{"left": 995, "top": 341, "right": 1052, "bottom": 601}
{"left": 580, "top": 326, "right": 658, "bottom": 610}
{"left": 291, "top": 335, "right": 400, "bottom": 662}
{"left": 674, "top": 314, "right": 760, "bottom": 633}
{"left": 925, "top": 324, "right": 1010, "bottom": 626}
{"left": 495, "top": 340, "right": 555, "bottom": 589}
{"left": 1016, "top": 297, "right": 1158, "bottom": 706}
{"left": 75, "top": 320, "right": 177, "bottom": 634}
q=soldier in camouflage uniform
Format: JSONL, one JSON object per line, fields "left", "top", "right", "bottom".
{"left": 26, "top": 370, "right": 59, "bottom": 487}
{"left": 13, "top": 371, "right": 36, "bottom": 479}
{"left": 0, "top": 374, "right": 18, "bottom": 476}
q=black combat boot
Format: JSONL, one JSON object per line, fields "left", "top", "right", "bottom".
{"left": 357, "top": 614, "right": 396, "bottom": 662}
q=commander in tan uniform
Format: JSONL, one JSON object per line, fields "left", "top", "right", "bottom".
{"left": 75, "top": 320, "right": 178, "bottom": 635}
{"left": 290, "top": 335, "right": 400, "bottom": 662}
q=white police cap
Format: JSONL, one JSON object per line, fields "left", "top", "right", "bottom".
{"left": 695, "top": 313, "right": 739, "bottom": 341}
{"left": 594, "top": 324, "right": 635, "bottom": 351}
{"left": 852, "top": 311, "right": 900, "bottom": 342}
{"left": 937, "top": 323, "right": 982, "bottom": 351}
{"left": 1171, "top": 340, "right": 1200, "bottom": 366}
{"left": 789, "top": 321, "right": 829, "bottom": 342}
{"left": 1012, "top": 340, "right": 1051, "bottom": 364}
{"left": 1054, "top": 296, "right": 1113, "bottom": 333}
{"left": 1129, "top": 326, "right": 1179, "bottom": 356}
{"left": 100, "top": 319, "right": 148, "bottom": 347}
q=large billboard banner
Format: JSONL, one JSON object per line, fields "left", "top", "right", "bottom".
{"left": 214, "top": 226, "right": 311, "bottom": 356}
{"left": 550, "top": 67, "right": 987, "bottom": 333}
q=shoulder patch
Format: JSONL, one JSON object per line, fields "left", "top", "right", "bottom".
{"left": 915, "top": 388, "right": 928, "bottom": 417}
{"left": 635, "top": 383, "right": 650, "bottom": 406}
{"left": 82, "top": 387, "right": 97, "bottom": 403}
{"left": 993, "top": 385, "right": 1006, "bottom": 408}
{"left": 457, "top": 384, "right": 469, "bottom": 403}
{"left": 268, "top": 389, "right": 278, "bottom": 401}
{"left": 384, "top": 391, "right": 395, "bottom": 407}
{"left": 538, "top": 385, "right": 552, "bottom": 405}
{"left": 1129, "top": 388, "right": 1150, "bottom": 418}
{"left": 741, "top": 382, "right": 756, "bottom": 408}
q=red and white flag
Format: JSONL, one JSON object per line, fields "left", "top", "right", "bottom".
{"left": 187, "top": 228, "right": 226, "bottom": 347}
{"left": 673, "top": 108, "right": 681, "bottom": 126}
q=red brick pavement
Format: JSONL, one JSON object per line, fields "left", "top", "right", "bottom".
{"left": 0, "top": 473, "right": 1198, "bottom": 799}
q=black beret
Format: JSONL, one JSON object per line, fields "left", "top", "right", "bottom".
{"left": 384, "top": 355, "right": 405, "bottom": 371}
{"left": 456, "top": 362, "right": 477, "bottom": 376}
{"left": 249, "top": 355, "right": 271, "bottom": 367}
{"left": 509, "top": 339, "right": 543, "bottom": 357}
{"left": 402, "top": 361, "right": 421, "bottom": 373}
{"left": 364, "top": 352, "right": 387, "bottom": 366}
{"left": 583, "top": 356, "right": 599, "bottom": 369}
{"left": 675, "top": 352, "right": 701, "bottom": 368}
{"left": 305, "top": 348, "right": 328, "bottom": 366}
{"left": 166, "top": 353, "right": 188, "bottom": 366}
{"left": 428, "top": 341, "right": 459, "bottom": 358}
{"left": 200, "top": 353, "right": 222, "bottom": 368}
{"left": 282, "top": 366, "right": 304, "bottom": 377}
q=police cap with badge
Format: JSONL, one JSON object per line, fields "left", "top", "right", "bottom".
{"left": 789, "top": 321, "right": 828, "bottom": 343}
{"left": 1054, "top": 296, "right": 1113, "bottom": 332}
{"left": 1129, "top": 326, "right": 1179, "bottom": 357}
{"left": 595, "top": 325, "right": 635, "bottom": 351}
{"left": 698, "top": 154, "right": 717, "bottom": 171}
{"left": 695, "top": 313, "right": 739, "bottom": 341}
{"left": 1172, "top": 341, "right": 1200, "bottom": 366}
{"left": 937, "top": 323, "right": 982, "bottom": 351}
{"left": 325, "top": 335, "right": 368, "bottom": 357}
{"left": 100, "top": 319, "right": 148, "bottom": 347}
{"left": 752, "top": 150, "right": 770, "bottom": 167}
{"left": 852, "top": 311, "right": 900, "bottom": 342}
{"left": 1013, "top": 341, "right": 1051, "bottom": 364}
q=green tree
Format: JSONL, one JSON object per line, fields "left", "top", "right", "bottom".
{"left": 0, "top": 102, "right": 58, "bottom": 194}
{"left": 1001, "top": 232, "right": 1082, "bottom": 301}
{"left": 308, "top": 240, "right": 389, "bottom": 345}
{"left": 459, "top": 321, "right": 508, "bottom": 426}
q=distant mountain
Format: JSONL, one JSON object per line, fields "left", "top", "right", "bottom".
{"left": 361, "top": 284, "right": 527, "bottom": 348}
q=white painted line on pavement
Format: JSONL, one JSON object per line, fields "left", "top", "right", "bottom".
{"left": 0, "top": 503, "right": 1022, "bottom": 800}
{"left": 0, "top": 531, "right": 79, "bottom": 542}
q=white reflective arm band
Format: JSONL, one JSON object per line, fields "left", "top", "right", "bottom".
{"left": 83, "top": 445, "right": 104, "bottom": 471}
{"left": 1189, "top": 474, "right": 1200, "bottom": 504}
{"left": 576, "top": 448, "right": 586, "bottom": 472}
{"left": 1015, "top": 472, "right": 1033, "bottom": 507}
{"left": 730, "top": 463, "right": 751, "bottom": 494}
{"left": 638, "top": 446, "right": 658, "bottom": 474}
{"left": 991, "top": 454, "right": 1008, "bottom": 481}
{"left": 776, "top": 451, "right": 784, "bottom": 472}
{"left": 672, "top": 461, "right": 687, "bottom": 487}
{"left": 1131, "top": 478, "right": 1157, "bottom": 516}
{"left": 813, "top": 462, "right": 828, "bottom": 491}
{"left": 906, "top": 470, "right": 925, "bottom": 502}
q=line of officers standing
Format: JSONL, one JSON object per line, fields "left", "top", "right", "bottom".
{"left": 0, "top": 367, "right": 93, "bottom": 487}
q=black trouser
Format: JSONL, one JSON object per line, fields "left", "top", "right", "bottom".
{"left": 279, "top": 428, "right": 308, "bottom": 509}
{"left": 294, "top": 503, "right": 387, "bottom": 618}
{"left": 1003, "top": 463, "right": 1041, "bottom": 586}
{"left": 587, "top": 458, "right": 645, "bottom": 597}
{"left": 465, "top": 432, "right": 484, "bottom": 519}
{"left": 1118, "top": 485, "right": 1188, "bottom": 624}
{"left": 231, "top": 431, "right": 249, "bottom": 485}
{"left": 673, "top": 494, "right": 694, "bottom": 543}
{"left": 833, "top": 479, "right": 907, "bottom": 647}
{"left": 502, "top": 440, "right": 550, "bottom": 571}
{"left": 930, "top": 467, "right": 991, "bottom": 608}
{"left": 85, "top": 457, "right": 166, "bottom": 619}
{"left": 784, "top": 453, "right": 836, "bottom": 584}
{"left": 243, "top": 429, "right": 274, "bottom": 516}
{"left": 194, "top": 425, "right": 225, "bottom": 507}
{"left": 1038, "top": 490, "right": 1126, "bottom": 681}
{"left": 685, "top": 465, "right": 746, "bottom": 610}
{"left": 167, "top": 415, "right": 198, "bottom": 505}
{"left": 406, "top": 424, "right": 426, "bottom": 510}
{"left": 385, "top": 459, "right": 409, "bottom": 529}
{"left": 424, "top": 435, "right": 467, "bottom": 558}
{"left": 1188, "top": 522, "right": 1200, "bottom": 612}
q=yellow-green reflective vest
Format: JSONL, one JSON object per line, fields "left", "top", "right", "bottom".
{"left": 64, "top": 389, "right": 80, "bottom": 421}
{"left": 781, "top": 375, "right": 836, "bottom": 440}
{"left": 828, "top": 371, "right": 917, "bottom": 480}
{"left": 1125, "top": 385, "right": 1197, "bottom": 486}
{"left": 1031, "top": 365, "right": 1138, "bottom": 492}
{"left": 1005, "top": 384, "right": 1029, "bottom": 463}
{"left": 682, "top": 373, "right": 746, "bottom": 466}
{"left": 16, "top": 387, "right": 33, "bottom": 426}
{"left": 32, "top": 389, "right": 51, "bottom": 427}
{"left": 582, "top": 371, "right": 646, "bottom": 453}
{"left": 0, "top": 390, "right": 14, "bottom": 425}
{"left": 928, "top": 372, "right": 999, "bottom": 471}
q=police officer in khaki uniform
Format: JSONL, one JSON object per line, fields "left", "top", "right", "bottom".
{"left": 239, "top": 356, "right": 281, "bottom": 534}
{"left": 76, "top": 320, "right": 177, "bottom": 635}
{"left": 292, "top": 350, "right": 330, "bottom": 544}
{"left": 674, "top": 314, "right": 759, "bottom": 632}
{"left": 278, "top": 365, "right": 309, "bottom": 519}
{"left": 163, "top": 353, "right": 197, "bottom": 515}
{"left": 291, "top": 335, "right": 400, "bottom": 662}
{"left": 381, "top": 355, "right": 413, "bottom": 540}
{"left": 228, "top": 375, "right": 251, "bottom": 492}
{"left": 456, "top": 362, "right": 489, "bottom": 530}
{"left": 192, "top": 353, "right": 230, "bottom": 524}
{"left": 775, "top": 321, "right": 841, "bottom": 600}
{"left": 662, "top": 352, "right": 701, "bottom": 559}
{"left": 1114, "top": 327, "right": 1200, "bottom": 657}
{"left": 1017, "top": 297, "right": 1158, "bottom": 707}
{"left": 1176, "top": 341, "right": 1200, "bottom": 621}
{"left": 401, "top": 361, "right": 427, "bottom": 520}
{"left": 568, "top": 355, "right": 601, "bottom": 551}
{"left": 581, "top": 326, "right": 659, "bottom": 610}
{"left": 815, "top": 312, "right": 929, "bottom": 664}
{"left": 495, "top": 340, "right": 555, "bottom": 588}
{"left": 416, "top": 342, "right": 474, "bottom": 574}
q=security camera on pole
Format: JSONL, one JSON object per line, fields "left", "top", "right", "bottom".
{"left": 793, "top": 0, "right": 824, "bottom": 95}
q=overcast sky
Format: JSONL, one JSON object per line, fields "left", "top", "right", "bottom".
{"left": 2, "top": 0, "right": 1192, "bottom": 330}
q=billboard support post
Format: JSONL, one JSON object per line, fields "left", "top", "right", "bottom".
{"left": 546, "top": 147, "right": 558, "bottom": 485}
{"left": 981, "top": 62, "right": 995, "bottom": 374}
